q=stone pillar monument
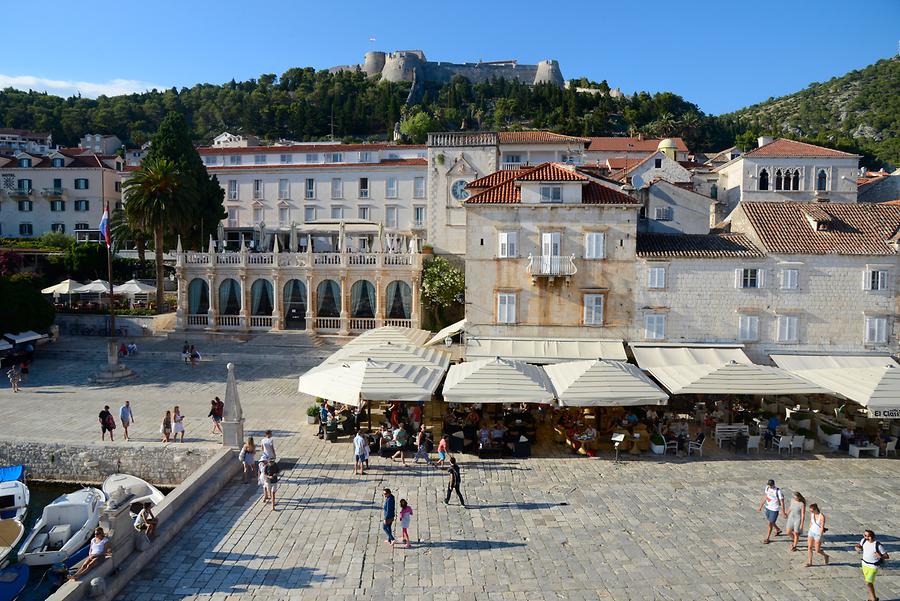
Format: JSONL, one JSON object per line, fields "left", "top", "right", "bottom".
{"left": 222, "top": 362, "right": 245, "bottom": 448}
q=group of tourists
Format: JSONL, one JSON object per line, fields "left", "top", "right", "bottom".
{"left": 757, "top": 478, "right": 889, "bottom": 601}
{"left": 96, "top": 396, "right": 225, "bottom": 443}
{"left": 239, "top": 431, "right": 278, "bottom": 509}
{"left": 181, "top": 340, "right": 201, "bottom": 368}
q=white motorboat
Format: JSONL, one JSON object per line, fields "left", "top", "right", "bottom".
{"left": 0, "top": 465, "right": 29, "bottom": 523}
{"left": 0, "top": 519, "right": 24, "bottom": 566}
{"left": 17, "top": 487, "right": 106, "bottom": 566}
{"left": 102, "top": 474, "right": 164, "bottom": 515}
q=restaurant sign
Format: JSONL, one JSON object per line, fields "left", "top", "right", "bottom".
{"left": 869, "top": 408, "right": 900, "bottom": 419}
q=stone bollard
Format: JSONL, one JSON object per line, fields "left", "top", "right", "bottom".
{"left": 99, "top": 489, "right": 137, "bottom": 562}
{"left": 89, "top": 577, "right": 106, "bottom": 598}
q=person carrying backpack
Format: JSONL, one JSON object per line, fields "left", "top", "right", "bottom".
{"left": 856, "top": 529, "right": 890, "bottom": 601}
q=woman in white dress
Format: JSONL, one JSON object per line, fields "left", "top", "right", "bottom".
{"left": 173, "top": 406, "right": 186, "bottom": 443}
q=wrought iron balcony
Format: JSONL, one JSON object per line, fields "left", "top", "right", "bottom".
{"left": 526, "top": 254, "right": 577, "bottom": 280}
{"left": 41, "top": 187, "right": 65, "bottom": 197}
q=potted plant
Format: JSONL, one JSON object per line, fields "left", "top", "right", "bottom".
{"left": 306, "top": 405, "right": 319, "bottom": 424}
{"left": 796, "top": 427, "right": 816, "bottom": 451}
{"left": 422, "top": 244, "right": 434, "bottom": 255}
{"left": 650, "top": 433, "right": 666, "bottom": 455}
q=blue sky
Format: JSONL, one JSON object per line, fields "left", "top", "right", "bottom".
{"left": 3, "top": 0, "right": 898, "bottom": 114}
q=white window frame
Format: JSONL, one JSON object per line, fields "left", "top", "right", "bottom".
{"left": 385, "top": 206, "right": 398, "bottom": 229}
{"left": 357, "top": 206, "right": 370, "bottom": 220}
{"left": 330, "top": 206, "right": 344, "bottom": 220}
{"left": 386, "top": 177, "right": 398, "bottom": 199}
{"left": 305, "top": 178, "right": 315, "bottom": 199}
{"left": 253, "top": 179, "right": 264, "bottom": 200}
{"left": 776, "top": 315, "right": 799, "bottom": 343}
{"left": 644, "top": 313, "right": 666, "bottom": 340}
{"left": 74, "top": 178, "right": 89, "bottom": 190}
{"left": 584, "top": 232, "right": 605, "bottom": 259}
{"left": 540, "top": 185, "right": 562, "bottom": 203}
{"left": 305, "top": 153, "right": 319, "bottom": 164}
{"left": 229, "top": 155, "right": 242, "bottom": 166}
{"left": 865, "top": 316, "right": 888, "bottom": 344}
{"left": 736, "top": 268, "right": 764, "bottom": 289}
{"left": 227, "top": 180, "right": 238, "bottom": 200}
{"left": 359, "top": 151, "right": 373, "bottom": 163}
{"left": 647, "top": 266, "right": 666, "bottom": 289}
{"left": 359, "top": 177, "right": 369, "bottom": 199}
{"left": 498, "top": 231, "right": 518, "bottom": 258}
{"left": 254, "top": 154, "right": 267, "bottom": 165}
{"left": 414, "top": 176, "right": 425, "bottom": 198}
{"left": 278, "top": 206, "right": 289, "bottom": 225}
{"left": 280, "top": 154, "right": 292, "bottom": 164}
{"left": 278, "top": 179, "right": 290, "bottom": 200}
{"left": 738, "top": 314, "right": 759, "bottom": 342}
{"left": 330, "top": 178, "right": 342, "bottom": 199}
{"left": 583, "top": 294, "right": 604, "bottom": 326}
{"left": 497, "top": 293, "right": 517, "bottom": 324}
{"left": 17, "top": 200, "right": 32, "bottom": 212}
{"left": 50, "top": 199, "right": 65, "bottom": 212}
{"left": 325, "top": 152, "right": 343, "bottom": 163}
{"left": 653, "top": 206, "right": 673, "bottom": 221}
{"left": 413, "top": 206, "right": 426, "bottom": 228}
{"left": 865, "top": 269, "right": 888, "bottom": 291}
{"left": 780, "top": 268, "right": 799, "bottom": 290}
{"left": 304, "top": 206, "right": 316, "bottom": 223}
{"left": 51, "top": 223, "right": 65, "bottom": 233}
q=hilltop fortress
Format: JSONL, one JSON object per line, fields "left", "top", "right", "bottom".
{"left": 330, "top": 50, "right": 565, "bottom": 88}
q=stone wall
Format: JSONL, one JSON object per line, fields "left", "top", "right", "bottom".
{"left": 0, "top": 439, "right": 220, "bottom": 486}
{"left": 55, "top": 314, "right": 162, "bottom": 338}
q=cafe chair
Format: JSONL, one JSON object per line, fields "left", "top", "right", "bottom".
{"left": 885, "top": 437, "right": 897, "bottom": 457}
{"left": 776, "top": 435, "right": 793, "bottom": 455}
{"left": 746, "top": 435, "right": 761, "bottom": 454}
{"left": 664, "top": 439, "right": 678, "bottom": 455}
{"left": 790, "top": 435, "right": 806, "bottom": 455}
{"left": 688, "top": 433, "right": 706, "bottom": 457}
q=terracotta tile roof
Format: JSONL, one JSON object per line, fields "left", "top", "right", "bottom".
{"left": 606, "top": 156, "right": 651, "bottom": 170}
{"left": 742, "top": 138, "right": 858, "bottom": 159}
{"left": 678, "top": 160, "right": 709, "bottom": 171}
{"left": 880, "top": 200, "right": 900, "bottom": 205}
{"left": 637, "top": 233, "right": 764, "bottom": 258}
{"left": 465, "top": 163, "right": 638, "bottom": 205}
{"left": 739, "top": 201, "right": 900, "bottom": 255}
{"left": 0, "top": 127, "right": 50, "bottom": 138}
{"left": 587, "top": 137, "right": 688, "bottom": 153}
{"left": 0, "top": 153, "right": 112, "bottom": 169}
{"left": 207, "top": 158, "right": 426, "bottom": 170}
{"left": 198, "top": 143, "right": 425, "bottom": 156}
{"left": 497, "top": 131, "right": 590, "bottom": 145}
{"left": 466, "top": 167, "right": 534, "bottom": 189}
{"left": 515, "top": 162, "right": 588, "bottom": 182}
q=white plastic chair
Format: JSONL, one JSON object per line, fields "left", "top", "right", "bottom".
{"left": 776, "top": 435, "right": 793, "bottom": 455}
{"left": 664, "top": 440, "right": 678, "bottom": 455}
{"left": 688, "top": 435, "right": 706, "bottom": 457}
{"left": 791, "top": 435, "right": 805, "bottom": 454}
{"left": 746, "top": 435, "right": 761, "bottom": 454}
{"left": 885, "top": 437, "right": 897, "bottom": 457}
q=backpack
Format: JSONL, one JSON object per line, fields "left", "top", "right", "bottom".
{"left": 267, "top": 462, "right": 279, "bottom": 483}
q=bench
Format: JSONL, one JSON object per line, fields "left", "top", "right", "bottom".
{"left": 715, "top": 424, "right": 749, "bottom": 448}
{"left": 849, "top": 444, "right": 879, "bottom": 458}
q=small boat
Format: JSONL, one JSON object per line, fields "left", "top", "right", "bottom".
{"left": 18, "top": 488, "right": 105, "bottom": 566}
{"left": 102, "top": 474, "right": 164, "bottom": 516}
{"left": 0, "top": 563, "right": 28, "bottom": 601}
{"left": 0, "top": 466, "right": 29, "bottom": 523}
{"left": 0, "top": 520, "right": 24, "bottom": 567}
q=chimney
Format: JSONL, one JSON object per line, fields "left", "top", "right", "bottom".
{"left": 637, "top": 133, "right": 644, "bottom": 141}
{"left": 757, "top": 136, "right": 774, "bottom": 148}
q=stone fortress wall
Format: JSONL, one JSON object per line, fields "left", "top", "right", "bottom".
{"left": 331, "top": 50, "right": 564, "bottom": 88}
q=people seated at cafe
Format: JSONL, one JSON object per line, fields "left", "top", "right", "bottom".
{"left": 391, "top": 423, "right": 409, "bottom": 449}
{"left": 491, "top": 421, "right": 507, "bottom": 443}
{"left": 465, "top": 407, "right": 481, "bottom": 426}
{"left": 477, "top": 425, "right": 492, "bottom": 449}
{"left": 877, "top": 430, "right": 894, "bottom": 456}
{"left": 625, "top": 412, "right": 638, "bottom": 426}
{"left": 764, "top": 414, "right": 780, "bottom": 448}
{"left": 376, "top": 425, "right": 393, "bottom": 451}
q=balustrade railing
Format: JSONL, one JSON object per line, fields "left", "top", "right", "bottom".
{"left": 215, "top": 254, "right": 241, "bottom": 265}
{"left": 248, "top": 253, "right": 274, "bottom": 265}
{"left": 217, "top": 315, "right": 241, "bottom": 327}
{"left": 384, "top": 254, "right": 414, "bottom": 266}
{"left": 526, "top": 254, "right": 577, "bottom": 277}
{"left": 187, "top": 314, "right": 208, "bottom": 326}
{"left": 349, "top": 318, "right": 377, "bottom": 331}
{"left": 184, "top": 253, "right": 211, "bottom": 264}
{"left": 315, "top": 317, "right": 341, "bottom": 330}
{"left": 384, "top": 318, "right": 413, "bottom": 327}
{"left": 250, "top": 315, "right": 273, "bottom": 328}
{"left": 348, "top": 253, "right": 377, "bottom": 266}
{"left": 313, "top": 254, "right": 343, "bottom": 266}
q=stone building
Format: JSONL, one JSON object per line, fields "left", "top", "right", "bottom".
{"left": 0, "top": 150, "right": 122, "bottom": 239}
{"left": 462, "top": 162, "right": 640, "bottom": 342}
{"left": 174, "top": 223, "right": 422, "bottom": 335}
{"left": 634, "top": 202, "right": 900, "bottom": 362}
{"left": 714, "top": 137, "right": 860, "bottom": 215}
{"left": 583, "top": 136, "right": 689, "bottom": 165}
{"left": 0, "top": 128, "right": 52, "bottom": 155}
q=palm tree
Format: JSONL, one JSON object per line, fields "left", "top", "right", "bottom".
{"left": 122, "top": 157, "right": 194, "bottom": 312}
{"left": 109, "top": 207, "right": 148, "bottom": 262}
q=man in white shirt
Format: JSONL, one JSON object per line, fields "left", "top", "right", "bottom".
{"left": 756, "top": 478, "right": 785, "bottom": 544}
{"left": 353, "top": 430, "right": 368, "bottom": 475}
{"left": 856, "top": 529, "right": 889, "bottom": 601}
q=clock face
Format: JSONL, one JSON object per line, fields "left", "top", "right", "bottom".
{"left": 451, "top": 179, "right": 470, "bottom": 201}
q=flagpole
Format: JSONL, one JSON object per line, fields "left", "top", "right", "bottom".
{"left": 107, "top": 206, "right": 115, "bottom": 340}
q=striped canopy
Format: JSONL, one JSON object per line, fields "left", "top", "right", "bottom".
{"left": 297, "top": 359, "right": 443, "bottom": 406}
{"left": 325, "top": 341, "right": 450, "bottom": 370}
{"left": 442, "top": 357, "right": 555, "bottom": 404}
{"left": 544, "top": 360, "right": 668, "bottom": 406}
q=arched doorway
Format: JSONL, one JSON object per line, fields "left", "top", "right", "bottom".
{"left": 350, "top": 280, "right": 376, "bottom": 318}
{"left": 250, "top": 279, "right": 273, "bottom": 316}
{"left": 283, "top": 279, "right": 307, "bottom": 329}
{"left": 386, "top": 280, "right": 412, "bottom": 320}
{"left": 218, "top": 278, "right": 241, "bottom": 315}
{"left": 188, "top": 278, "right": 209, "bottom": 315}
{"left": 316, "top": 279, "right": 341, "bottom": 318}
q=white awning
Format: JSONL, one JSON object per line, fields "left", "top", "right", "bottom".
{"left": 771, "top": 354, "right": 900, "bottom": 417}
{"left": 544, "top": 360, "right": 668, "bottom": 407}
{"left": 631, "top": 344, "right": 826, "bottom": 395}
{"left": 424, "top": 319, "right": 466, "bottom": 347}
{"left": 297, "top": 359, "right": 443, "bottom": 406}
{"left": 323, "top": 341, "right": 450, "bottom": 371}
{"left": 2, "top": 331, "right": 43, "bottom": 344}
{"left": 41, "top": 279, "right": 84, "bottom": 295}
{"left": 344, "top": 326, "right": 432, "bottom": 348}
{"left": 71, "top": 279, "right": 112, "bottom": 294}
{"left": 442, "top": 357, "right": 556, "bottom": 404}
{"left": 465, "top": 337, "right": 627, "bottom": 363}
{"left": 113, "top": 279, "right": 157, "bottom": 295}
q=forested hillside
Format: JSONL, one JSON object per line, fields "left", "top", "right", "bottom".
{"left": 728, "top": 57, "right": 900, "bottom": 167}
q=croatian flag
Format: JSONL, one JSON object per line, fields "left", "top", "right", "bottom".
{"left": 98, "top": 203, "right": 110, "bottom": 248}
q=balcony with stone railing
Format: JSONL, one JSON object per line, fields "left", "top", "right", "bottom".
{"left": 526, "top": 254, "right": 577, "bottom": 283}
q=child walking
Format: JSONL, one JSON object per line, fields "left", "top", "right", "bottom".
{"left": 399, "top": 499, "right": 413, "bottom": 548}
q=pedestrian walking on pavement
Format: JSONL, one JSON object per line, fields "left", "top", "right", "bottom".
{"left": 260, "top": 458, "right": 279, "bottom": 510}
{"left": 119, "top": 400, "right": 135, "bottom": 441}
{"left": 160, "top": 410, "right": 172, "bottom": 443}
{"left": 382, "top": 488, "right": 396, "bottom": 545}
{"left": 434, "top": 435, "right": 448, "bottom": 468}
{"left": 757, "top": 479, "right": 784, "bottom": 543}
{"left": 784, "top": 491, "right": 806, "bottom": 551}
{"left": 444, "top": 457, "right": 465, "bottom": 507}
{"left": 239, "top": 437, "right": 256, "bottom": 482}
{"left": 173, "top": 406, "right": 185, "bottom": 442}
{"left": 189, "top": 345, "right": 199, "bottom": 368}
{"left": 182, "top": 341, "right": 190, "bottom": 364}
{"left": 353, "top": 429, "right": 368, "bottom": 475}
{"left": 805, "top": 503, "right": 830, "bottom": 567}
{"left": 413, "top": 425, "right": 429, "bottom": 463}
{"left": 856, "top": 529, "right": 889, "bottom": 601}
{"left": 208, "top": 398, "right": 223, "bottom": 435}
{"left": 98, "top": 405, "right": 116, "bottom": 442}
{"left": 399, "top": 499, "right": 413, "bottom": 548}
{"left": 261, "top": 430, "right": 276, "bottom": 461}
{"left": 6, "top": 364, "right": 21, "bottom": 392}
